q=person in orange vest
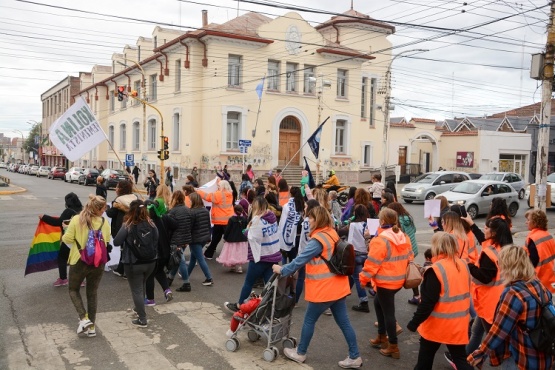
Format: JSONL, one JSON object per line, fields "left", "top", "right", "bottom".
{"left": 523, "top": 209, "right": 555, "bottom": 293}
{"left": 360, "top": 208, "right": 412, "bottom": 359}
{"left": 278, "top": 178, "right": 290, "bottom": 206}
{"left": 197, "top": 180, "right": 234, "bottom": 260}
{"left": 407, "top": 232, "right": 473, "bottom": 370}
{"left": 430, "top": 211, "right": 470, "bottom": 262}
{"left": 272, "top": 206, "right": 362, "bottom": 369}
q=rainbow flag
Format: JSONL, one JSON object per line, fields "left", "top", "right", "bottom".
{"left": 25, "top": 219, "right": 61, "bottom": 276}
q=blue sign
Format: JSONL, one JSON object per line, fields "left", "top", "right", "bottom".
{"left": 126, "top": 161, "right": 134, "bottom": 167}
{"left": 240, "top": 146, "right": 248, "bottom": 154}
{"left": 126, "top": 154, "right": 134, "bottom": 162}
{"left": 238, "top": 140, "right": 252, "bottom": 147}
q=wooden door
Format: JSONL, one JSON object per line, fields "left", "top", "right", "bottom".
{"left": 398, "top": 146, "right": 407, "bottom": 174}
{"left": 278, "top": 116, "right": 301, "bottom": 165}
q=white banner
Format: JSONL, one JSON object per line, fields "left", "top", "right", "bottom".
{"left": 48, "top": 97, "right": 106, "bottom": 161}
{"left": 198, "top": 177, "right": 219, "bottom": 206}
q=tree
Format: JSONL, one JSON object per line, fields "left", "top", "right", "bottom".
{"left": 24, "top": 123, "right": 42, "bottom": 157}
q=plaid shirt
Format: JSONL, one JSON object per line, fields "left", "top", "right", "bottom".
{"left": 468, "top": 278, "right": 553, "bottom": 369}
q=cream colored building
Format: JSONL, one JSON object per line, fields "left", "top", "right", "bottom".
{"left": 74, "top": 9, "right": 394, "bottom": 184}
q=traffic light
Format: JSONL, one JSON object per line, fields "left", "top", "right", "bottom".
{"left": 164, "top": 150, "right": 169, "bottom": 160}
{"left": 157, "top": 150, "right": 162, "bottom": 160}
{"left": 130, "top": 90, "right": 138, "bottom": 97}
{"left": 163, "top": 136, "right": 169, "bottom": 150}
{"left": 117, "top": 86, "right": 125, "bottom": 102}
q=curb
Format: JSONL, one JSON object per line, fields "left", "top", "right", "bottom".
{"left": 0, "top": 185, "right": 27, "bottom": 195}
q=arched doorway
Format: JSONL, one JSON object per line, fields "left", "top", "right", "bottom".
{"left": 278, "top": 116, "right": 301, "bottom": 165}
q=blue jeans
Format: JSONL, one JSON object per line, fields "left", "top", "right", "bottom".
{"left": 349, "top": 255, "right": 368, "bottom": 302}
{"left": 238, "top": 260, "right": 274, "bottom": 304}
{"left": 187, "top": 243, "right": 212, "bottom": 280}
{"left": 466, "top": 317, "right": 488, "bottom": 354}
{"left": 295, "top": 266, "right": 305, "bottom": 304}
{"left": 178, "top": 251, "right": 190, "bottom": 284}
{"left": 297, "top": 297, "right": 359, "bottom": 359}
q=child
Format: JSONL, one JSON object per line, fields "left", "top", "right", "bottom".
{"left": 421, "top": 248, "right": 433, "bottom": 272}
{"left": 367, "top": 173, "right": 385, "bottom": 204}
{"left": 226, "top": 293, "right": 261, "bottom": 337}
{"left": 217, "top": 205, "right": 249, "bottom": 273}
{"left": 329, "top": 190, "right": 342, "bottom": 223}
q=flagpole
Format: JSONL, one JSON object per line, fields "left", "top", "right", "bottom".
{"left": 282, "top": 116, "right": 329, "bottom": 173}
{"left": 252, "top": 74, "right": 266, "bottom": 138}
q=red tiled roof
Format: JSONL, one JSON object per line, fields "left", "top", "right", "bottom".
{"left": 441, "top": 131, "right": 479, "bottom": 136}
{"left": 411, "top": 118, "right": 437, "bottom": 123}
{"left": 488, "top": 99, "right": 555, "bottom": 118}
{"left": 315, "top": 9, "right": 395, "bottom": 33}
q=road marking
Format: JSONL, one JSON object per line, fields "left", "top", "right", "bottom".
{"left": 0, "top": 195, "right": 13, "bottom": 200}
{"left": 20, "top": 195, "right": 37, "bottom": 200}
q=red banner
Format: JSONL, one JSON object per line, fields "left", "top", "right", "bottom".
{"left": 456, "top": 151, "right": 474, "bottom": 167}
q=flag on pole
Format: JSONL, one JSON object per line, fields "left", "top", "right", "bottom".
{"left": 255, "top": 77, "right": 265, "bottom": 100}
{"left": 25, "top": 219, "right": 61, "bottom": 276}
{"left": 307, "top": 117, "right": 329, "bottom": 159}
{"left": 49, "top": 97, "right": 106, "bottom": 161}
{"left": 304, "top": 156, "right": 316, "bottom": 189}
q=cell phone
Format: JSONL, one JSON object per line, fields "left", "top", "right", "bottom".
{"left": 459, "top": 205, "right": 467, "bottom": 218}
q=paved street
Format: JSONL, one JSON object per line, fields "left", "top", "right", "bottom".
{"left": 0, "top": 171, "right": 544, "bottom": 370}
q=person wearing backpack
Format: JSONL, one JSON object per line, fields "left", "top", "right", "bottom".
{"left": 359, "top": 208, "right": 412, "bottom": 360}
{"left": 113, "top": 199, "right": 159, "bottom": 328}
{"left": 62, "top": 195, "right": 111, "bottom": 337}
{"left": 468, "top": 245, "right": 554, "bottom": 370}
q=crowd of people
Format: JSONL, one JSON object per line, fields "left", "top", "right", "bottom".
{"left": 44, "top": 165, "right": 555, "bottom": 369}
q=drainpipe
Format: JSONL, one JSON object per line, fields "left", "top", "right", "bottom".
{"left": 332, "top": 24, "right": 340, "bottom": 44}
{"left": 155, "top": 57, "right": 164, "bottom": 81}
{"left": 123, "top": 72, "right": 131, "bottom": 91}
{"left": 179, "top": 39, "right": 190, "bottom": 69}
{"left": 197, "top": 37, "right": 208, "bottom": 67}
{"left": 160, "top": 51, "right": 170, "bottom": 76}
{"left": 94, "top": 86, "right": 99, "bottom": 101}
{"left": 85, "top": 90, "right": 90, "bottom": 103}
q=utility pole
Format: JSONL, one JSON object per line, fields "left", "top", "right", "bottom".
{"left": 535, "top": 0, "right": 555, "bottom": 212}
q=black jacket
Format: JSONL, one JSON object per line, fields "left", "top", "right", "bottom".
{"left": 151, "top": 214, "right": 177, "bottom": 259}
{"left": 223, "top": 215, "right": 248, "bottom": 243}
{"left": 168, "top": 204, "right": 192, "bottom": 246}
{"left": 42, "top": 208, "right": 80, "bottom": 248}
{"left": 190, "top": 207, "right": 211, "bottom": 244}
{"left": 96, "top": 184, "right": 107, "bottom": 199}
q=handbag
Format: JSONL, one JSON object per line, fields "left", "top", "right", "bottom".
{"left": 404, "top": 261, "right": 423, "bottom": 289}
{"left": 167, "top": 244, "right": 182, "bottom": 270}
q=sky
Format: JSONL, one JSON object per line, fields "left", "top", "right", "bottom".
{"left": 0, "top": 0, "right": 549, "bottom": 139}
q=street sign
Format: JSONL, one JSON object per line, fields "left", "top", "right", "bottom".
{"left": 126, "top": 154, "right": 134, "bottom": 162}
{"left": 238, "top": 140, "right": 252, "bottom": 147}
{"left": 239, "top": 146, "right": 248, "bottom": 154}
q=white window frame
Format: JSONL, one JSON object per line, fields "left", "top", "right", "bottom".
{"left": 172, "top": 111, "right": 180, "bottom": 151}
{"left": 119, "top": 123, "right": 126, "bottom": 150}
{"left": 132, "top": 121, "right": 140, "bottom": 151}
{"left": 361, "top": 77, "right": 367, "bottom": 118}
{"left": 332, "top": 116, "right": 351, "bottom": 155}
{"left": 361, "top": 141, "right": 373, "bottom": 167}
{"left": 221, "top": 106, "right": 247, "bottom": 153}
{"left": 108, "top": 125, "right": 114, "bottom": 147}
{"left": 149, "top": 74, "right": 157, "bottom": 101}
{"left": 286, "top": 62, "right": 298, "bottom": 92}
{"left": 109, "top": 90, "right": 115, "bottom": 113}
{"left": 337, "top": 69, "right": 347, "bottom": 98}
{"left": 303, "top": 65, "right": 315, "bottom": 94}
{"left": 267, "top": 60, "right": 280, "bottom": 90}
{"left": 148, "top": 118, "right": 157, "bottom": 150}
{"left": 228, "top": 55, "right": 242, "bottom": 87}
{"left": 175, "top": 59, "right": 181, "bottom": 92}
{"left": 369, "top": 77, "right": 377, "bottom": 126}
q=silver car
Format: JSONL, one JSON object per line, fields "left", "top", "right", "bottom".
{"left": 400, "top": 171, "right": 471, "bottom": 203}
{"left": 443, "top": 180, "right": 519, "bottom": 219}
{"left": 480, "top": 172, "right": 526, "bottom": 199}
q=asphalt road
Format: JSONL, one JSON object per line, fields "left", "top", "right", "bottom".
{"left": 0, "top": 170, "right": 539, "bottom": 370}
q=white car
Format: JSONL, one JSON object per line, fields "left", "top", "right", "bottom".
{"left": 65, "top": 167, "right": 83, "bottom": 183}
{"left": 0, "top": 162, "right": 7, "bottom": 169}
{"left": 28, "top": 165, "right": 39, "bottom": 175}
{"left": 36, "top": 166, "right": 51, "bottom": 177}
{"left": 480, "top": 172, "right": 526, "bottom": 199}
{"left": 525, "top": 173, "right": 555, "bottom": 208}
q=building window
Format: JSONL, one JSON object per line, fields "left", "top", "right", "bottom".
{"left": 369, "top": 78, "right": 377, "bottom": 126}
{"left": 228, "top": 55, "right": 242, "bottom": 87}
{"left": 153, "top": 36, "right": 157, "bottom": 49}
{"left": 304, "top": 65, "right": 315, "bottom": 94}
{"left": 109, "top": 90, "right": 115, "bottom": 113}
{"left": 133, "top": 121, "right": 140, "bottom": 150}
{"left": 148, "top": 119, "right": 157, "bottom": 150}
{"left": 133, "top": 80, "right": 141, "bottom": 106}
{"left": 337, "top": 69, "right": 347, "bottom": 98}
{"left": 149, "top": 74, "right": 157, "bottom": 101}
{"left": 226, "top": 112, "right": 241, "bottom": 151}
{"left": 267, "top": 60, "right": 280, "bottom": 90}
{"left": 361, "top": 77, "right": 367, "bottom": 118}
{"left": 173, "top": 113, "right": 180, "bottom": 151}
{"left": 121, "top": 91, "right": 127, "bottom": 110}
{"left": 108, "top": 125, "right": 114, "bottom": 146}
{"left": 334, "top": 119, "right": 349, "bottom": 154}
{"left": 362, "top": 143, "right": 372, "bottom": 167}
{"left": 120, "top": 124, "right": 126, "bottom": 150}
{"left": 175, "top": 59, "right": 181, "bottom": 92}
{"left": 286, "top": 62, "right": 298, "bottom": 92}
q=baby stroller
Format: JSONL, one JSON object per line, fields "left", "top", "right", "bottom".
{"left": 225, "top": 273, "right": 297, "bottom": 362}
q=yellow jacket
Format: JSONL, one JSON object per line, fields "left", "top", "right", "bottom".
{"left": 62, "top": 215, "right": 111, "bottom": 266}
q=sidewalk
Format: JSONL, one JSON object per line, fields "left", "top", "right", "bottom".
{"left": 0, "top": 183, "right": 26, "bottom": 195}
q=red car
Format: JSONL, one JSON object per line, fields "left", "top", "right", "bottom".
{"left": 48, "top": 167, "right": 67, "bottom": 180}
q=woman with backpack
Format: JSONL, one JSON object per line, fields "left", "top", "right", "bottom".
{"left": 468, "top": 245, "right": 554, "bottom": 370}
{"left": 61, "top": 195, "right": 110, "bottom": 337}
{"left": 272, "top": 205, "right": 362, "bottom": 368}
{"left": 113, "top": 199, "right": 159, "bottom": 328}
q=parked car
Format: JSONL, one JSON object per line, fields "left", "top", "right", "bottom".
{"left": 28, "top": 165, "right": 39, "bottom": 175}
{"left": 468, "top": 173, "right": 482, "bottom": 180}
{"left": 78, "top": 168, "right": 100, "bottom": 186}
{"left": 443, "top": 179, "right": 519, "bottom": 219}
{"left": 65, "top": 167, "right": 83, "bottom": 183}
{"left": 480, "top": 172, "right": 526, "bottom": 199}
{"left": 18, "top": 165, "right": 27, "bottom": 174}
{"left": 400, "top": 171, "right": 471, "bottom": 203}
{"left": 0, "top": 162, "right": 7, "bottom": 169}
{"left": 36, "top": 166, "right": 51, "bottom": 177}
{"left": 524, "top": 172, "right": 555, "bottom": 208}
{"left": 48, "top": 167, "right": 67, "bottom": 180}
{"left": 100, "top": 169, "right": 128, "bottom": 189}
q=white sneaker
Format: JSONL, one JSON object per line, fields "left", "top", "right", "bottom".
{"left": 77, "top": 318, "right": 93, "bottom": 334}
{"left": 236, "top": 266, "right": 243, "bottom": 274}
{"left": 283, "top": 347, "right": 306, "bottom": 363}
{"left": 85, "top": 326, "right": 96, "bottom": 337}
{"left": 323, "top": 308, "right": 332, "bottom": 316}
{"left": 338, "top": 356, "right": 363, "bottom": 369}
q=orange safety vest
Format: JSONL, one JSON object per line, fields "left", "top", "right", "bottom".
{"left": 360, "top": 235, "right": 411, "bottom": 290}
{"left": 467, "top": 231, "right": 479, "bottom": 264}
{"left": 197, "top": 190, "right": 234, "bottom": 225}
{"left": 305, "top": 227, "right": 351, "bottom": 303}
{"left": 278, "top": 192, "right": 289, "bottom": 207}
{"left": 472, "top": 244, "right": 504, "bottom": 324}
{"left": 524, "top": 229, "right": 555, "bottom": 293}
{"left": 418, "top": 257, "right": 471, "bottom": 345}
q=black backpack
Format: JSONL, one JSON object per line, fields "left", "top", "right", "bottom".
{"left": 319, "top": 232, "right": 355, "bottom": 276}
{"left": 128, "top": 222, "right": 158, "bottom": 261}
{"left": 518, "top": 282, "right": 555, "bottom": 355}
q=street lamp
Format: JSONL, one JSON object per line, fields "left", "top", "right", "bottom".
{"left": 380, "top": 49, "right": 428, "bottom": 182}
{"left": 13, "top": 129, "right": 25, "bottom": 164}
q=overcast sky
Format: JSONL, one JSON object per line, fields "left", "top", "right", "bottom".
{"left": 0, "top": 0, "right": 549, "bottom": 138}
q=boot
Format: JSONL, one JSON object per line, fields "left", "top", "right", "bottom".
{"left": 369, "top": 334, "right": 389, "bottom": 349}
{"left": 379, "top": 343, "right": 400, "bottom": 359}
{"left": 352, "top": 301, "right": 370, "bottom": 313}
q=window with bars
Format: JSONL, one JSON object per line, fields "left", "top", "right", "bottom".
{"left": 133, "top": 121, "right": 140, "bottom": 150}
{"left": 228, "top": 55, "right": 242, "bottom": 87}
{"left": 337, "top": 69, "right": 347, "bottom": 98}
{"left": 226, "top": 112, "right": 241, "bottom": 150}
{"left": 286, "top": 63, "right": 298, "bottom": 92}
{"left": 267, "top": 60, "right": 280, "bottom": 90}
{"left": 148, "top": 119, "right": 157, "bottom": 150}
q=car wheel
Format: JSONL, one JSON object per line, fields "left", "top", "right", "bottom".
{"left": 467, "top": 205, "right": 478, "bottom": 220}
{"left": 508, "top": 202, "right": 519, "bottom": 217}
{"left": 425, "top": 192, "right": 436, "bottom": 201}
{"left": 518, "top": 189, "right": 525, "bottom": 199}
{"left": 403, "top": 199, "right": 413, "bottom": 204}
